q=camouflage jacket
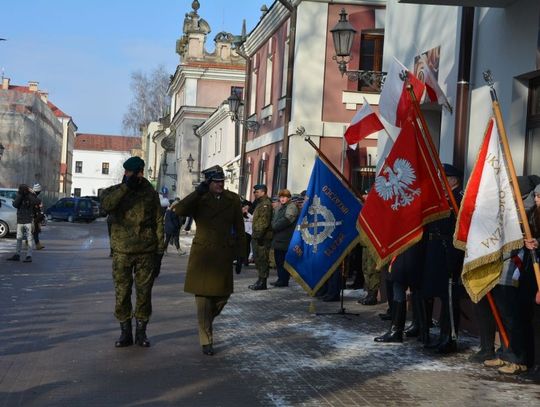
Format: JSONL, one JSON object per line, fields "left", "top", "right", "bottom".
{"left": 100, "top": 178, "right": 165, "bottom": 255}
{"left": 252, "top": 196, "right": 273, "bottom": 241}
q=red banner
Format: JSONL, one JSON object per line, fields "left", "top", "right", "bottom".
{"left": 359, "top": 118, "right": 450, "bottom": 267}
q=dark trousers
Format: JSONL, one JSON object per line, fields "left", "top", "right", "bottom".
{"left": 492, "top": 285, "right": 526, "bottom": 365}
{"left": 274, "top": 249, "right": 289, "bottom": 283}
{"left": 164, "top": 233, "right": 180, "bottom": 250}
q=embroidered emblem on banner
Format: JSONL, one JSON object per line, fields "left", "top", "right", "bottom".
{"left": 375, "top": 158, "right": 420, "bottom": 210}
{"left": 297, "top": 195, "right": 343, "bottom": 253}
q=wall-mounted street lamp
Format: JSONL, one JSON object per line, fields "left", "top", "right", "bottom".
{"left": 227, "top": 92, "right": 259, "bottom": 131}
{"left": 162, "top": 159, "right": 177, "bottom": 181}
{"left": 186, "top": 153, "right": 195, "bottom": 172}
{"left": 330, "top": 8, "right": 385, "bottom": 88}
{"left": 148, "top": 166, "right": 153, "bottom": 179}
{"left": 0, "top": 143, "right": 5, "bottom": 160}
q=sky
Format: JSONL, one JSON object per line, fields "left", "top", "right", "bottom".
{"left": 0, "top": 0, "right": 264, "bottom": 134}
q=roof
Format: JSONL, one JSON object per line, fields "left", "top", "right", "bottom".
{"left": 75, "top": 133, "right": 141, "bottom": 151}
{"left": 7, "top": 85, "right": 71, "bottom": 118}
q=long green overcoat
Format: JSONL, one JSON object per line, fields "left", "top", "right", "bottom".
{"left": 172, "top": 189, "right": 246, "bottom": 296}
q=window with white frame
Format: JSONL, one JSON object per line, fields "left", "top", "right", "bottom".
{"left": 264, "top": 39, "right": 273, "bottom": 106}
{"left": 281, "top": 20, "right": 290, "bottom": 98}
{"left": 250, "top": 54, "right": 258, "bottom": 115}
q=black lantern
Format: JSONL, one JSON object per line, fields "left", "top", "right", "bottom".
{"left": 162, "top": 161, "right": 168, "bottom": 174}
{"left": 331, "top": 9, "right": 357, "bottom": 58}
{"left": 148, "top": 167, "right": 153, "bottom": 178}
{"left": 227, "top": 92, "right": 241, "bottom": 117}
{"left": 0, "top": 143, "right": 4, "bottom": 160}
{"left": 186, "top": 153, "right": 195, "bottom": 172}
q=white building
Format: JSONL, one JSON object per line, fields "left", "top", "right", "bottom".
{"left": 384, "top": 0, "right": 540, "bottom": 176}
{"left": 71, "top": 134, "right": 141, "bottom": 197}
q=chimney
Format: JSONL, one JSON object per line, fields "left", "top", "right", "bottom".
{"left": 40, "top": 92, "right": 48, "bottom": 103}
{"left": 28, "top": 81, "right": 39, "bottom": 92}
{"left": 1, "top": 77, "right": 9, "bottom": 90}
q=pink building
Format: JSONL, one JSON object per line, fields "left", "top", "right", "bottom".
{"left": 239, "top": 0, "right": 386, "bottom": 199}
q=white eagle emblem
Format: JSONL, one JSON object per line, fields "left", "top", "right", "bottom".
{"left": 375, "top": 158, "right": 420, "bottom": 210}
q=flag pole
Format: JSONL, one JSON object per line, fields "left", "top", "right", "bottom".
{"left": 483, "top": 70, "right": 540, "bottom": 302}
{"left": 299, "top": 128, "right": 362, "bottom": 200}
{"left": 404, "top": 80, "right": 510, "bottom": 349}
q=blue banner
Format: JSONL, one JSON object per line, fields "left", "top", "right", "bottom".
{"left": 285, "top": 156, "right": 362, "bottom": 296}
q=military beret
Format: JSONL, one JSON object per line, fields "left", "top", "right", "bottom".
{"left": 123, "top": 156, "right": 145, "bottom": 172}
{"left": 202, "top": 165, "right": 225, "bottom": 182}
{"left": 443, "top": 163, "right": 462, "bottom": 179}
{"left": 253, "top": 184, "right": 267, "bottom": 191}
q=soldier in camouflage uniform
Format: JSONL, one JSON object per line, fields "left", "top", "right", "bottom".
{"left": 100, "top": 156, "right": 165, "bottom": 348}
{"left": 359, "top": 246, "right": 380, "bottom": 305}
{"left": 249, "top": 184, "right": 273, "bottom": 291}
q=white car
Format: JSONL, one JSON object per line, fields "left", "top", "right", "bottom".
{"left": 0, "top": 197, "right": 17, "bottom": 238}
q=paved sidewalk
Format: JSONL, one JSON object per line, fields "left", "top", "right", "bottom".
{"left": 0, "top": 222, "right": 539, "bottom": 406}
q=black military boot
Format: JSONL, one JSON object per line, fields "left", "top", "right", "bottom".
{"left": 417, "top": 298, "right": 431, "bottom": 345}
{"left": 248, "top": 278, "right": 267, "bottom": 290}
{"left": 359, "top": 290, "right": 378, "bottom": 305}
{"left": 404, "top": 293, "right": 420, "bottom": 337}
{"left": 437, "top": 301, "right": 459, "bottom": 354}
{"left": 115, "top": 319, "right": 133, "bottom": 347}
{"left": 134, "top": 319, "right": 151, "bottom": 347}
{"left": 374, "top": 301, "right": 406, "bottom": 343}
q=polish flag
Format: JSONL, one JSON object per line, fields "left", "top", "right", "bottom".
{"left": 379, "top": 57, "right": 426, "bottom": 127}
{"left": 419, "top": 54, "right": 453, "bottom": 113}
{"left": 344, "top": 98, "right": 384, "bottom": 146}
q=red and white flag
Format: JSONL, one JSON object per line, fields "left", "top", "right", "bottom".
{"left": 379, "top": 57, "right": 426, "bottom": 127}
{"left": 344, "top": 98, "right": 384, "bottom": 146}
{"left": 419, "top": 54, "right": 453, "bottom": 113}
{"left": 359, "top": 118, "right": 450, "bottom": 267}
{"left": 454, "top": 118, "right": 523, "bottom": 303}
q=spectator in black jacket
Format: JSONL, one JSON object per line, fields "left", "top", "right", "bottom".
{"left": 7, "top": 184, "right": 40, "bottom": 263}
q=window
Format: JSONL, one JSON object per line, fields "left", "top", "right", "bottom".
{"left": 75, "top": 161, "right": 83, "bottom": 173}
{"left": 73, "top": 189, "right": 81, "bottom": 197}
{"left": 281, "top": 20, "right": 290, "bottom": 98}
{"left": 257, "top": 158, "right": 267, "bottom": 185}
{"left": 358, "top": 30, "right": 384, "bottom": 92}
{"left": 525, "top": 76, "right": 540, "bottom": 175}
{"left": 264, "top": 40, "right": 274, "bottom": 106}
{"left": 250, "top": 71, "right": 257, "bottom": 115}
{"left": 102, "top": 162, "right": 109, "bottom": 175}
{"left": 271, "top": 152, "right": 282, "bottom": 196}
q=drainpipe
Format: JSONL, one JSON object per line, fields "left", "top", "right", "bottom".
{"left": 453, "top": 7, "right": 475, "bottom": 171}
{"left": 279, "top": 1, "right": 297, "bottom": 189}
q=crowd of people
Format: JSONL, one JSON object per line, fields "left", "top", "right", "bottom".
{"left": 7, "top": 155, "right": 537, "bottom": 376}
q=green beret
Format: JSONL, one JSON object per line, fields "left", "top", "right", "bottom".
{"left": 253, "top": 184, "right": 267, "bottom": 191}
{"left": 123, "top": 156, "right": 145, "bottom": 172}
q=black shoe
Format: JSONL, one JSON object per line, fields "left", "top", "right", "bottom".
{"left": 23, "top": 256, "right": 32, "bottom": 263}
{"left": 359, "top": 291, "right": 378, "bottom": 305}
{"left": 248, "top": 278, "right": 267, "bottom": 290}
{"left": 202, "top": 344, "right": 214, "bottom": 356}
{"left": 469, "top": 349, "right": 496, "bottom": 363}
{"left": 274, "top": 280, "right": 289, "bottom": 287}
{"left": 134, "top": 319, "right": 150, "bottom": 347}
{"left": 115, "top": 320, "right": 133, "bottom": 347}
{"left": 374, "top": 328, "right": 403, "bottom": 343}
{"left": 374, "top": 301, "right": 406, "bottom": 343}
{"left": 7, "top": 254, "right": 20, "bottom": 261}
{"left": 436, "top": 338, "right": 458, "bottom": 354}
{"left": 404, "top": 322, "right": 420, "bottom": 338}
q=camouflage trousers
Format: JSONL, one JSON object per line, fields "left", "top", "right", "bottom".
{"left": 362, "top": 249, "right": 380, "bottom": 292}
{"left": 195, "top": 295, "right": 229, "bottom": 346}
{"left": 253, "top": 240, "right": 271, "bottom": 279}
{"left": 112, "top": 252, "right": 155, "bottom": 322}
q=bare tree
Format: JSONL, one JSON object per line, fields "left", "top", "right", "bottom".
{"left": 122, "top": 65, "right": 170, "bottom": 135}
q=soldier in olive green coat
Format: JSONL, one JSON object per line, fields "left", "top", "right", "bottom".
{"left": 172, "top": 165, "right": 245, "bottom": 356}
{"left": 249, "top": 184, "right": 273, "bottom": 291}
{"left": 100, "top": 156, "right": 165, "bottom": 348}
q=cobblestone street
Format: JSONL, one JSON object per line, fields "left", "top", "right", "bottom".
{"left": 0, "top": 221, "right": 539, "bottom": 406}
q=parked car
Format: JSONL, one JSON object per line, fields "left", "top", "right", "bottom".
{"left": 0, "top": 198, "right": 17, "bottom": 238}
{"left": 45, "top": 197, "right": 99, "bottom": 222}
{"left": 0, "top": 188, "right": 18, "bottom": 201}
{"left": 82, "top": 196, "right": 106, "bottom": 217}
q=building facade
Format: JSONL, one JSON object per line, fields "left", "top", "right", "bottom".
{"left": 239, "top": 0, "right": 386, "bottom": 200}
{"left": 0, "top": 79, "right": 64, "bottom": 195}
{"left": 167, "top": 0, "right": 246, "bottom": 199}
{"left": 71, "top": 134, "right": 141, "bottom": 197}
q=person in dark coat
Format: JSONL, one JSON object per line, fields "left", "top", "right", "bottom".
{"left": 7, "top": 184, "right": 40, "bottom": 263}
{"left": 422, "top": 163, "right": 464, "bottom": 353}
{"left": 171, "top": 165, "right": 246, "bottom": 356}
{"left": 164, "top": 199, "right": 186, "bottom": 255}
{"left": 270, "top": 189, "right": 299, "bottom": 287}
{"left": 374, "top": 240, "right": 425, "bottom": 343}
